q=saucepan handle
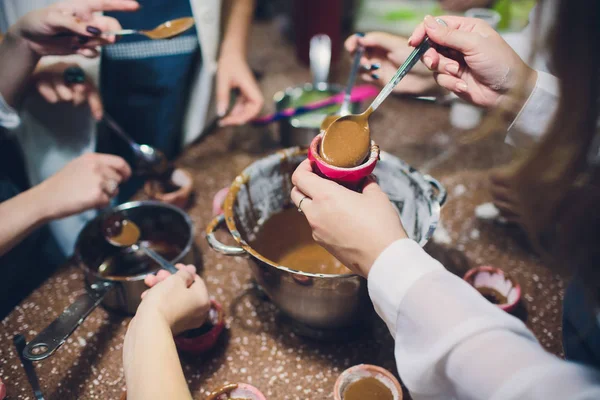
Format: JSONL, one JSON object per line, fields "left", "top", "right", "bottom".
{"left": 205, "top": 214, "right": 246, "bottom": 256}
{"left": 424, "top": 174, "right": 447, "bottom": 206}
{"left": 23, "top": 281, "right": 114, "bottom": 361}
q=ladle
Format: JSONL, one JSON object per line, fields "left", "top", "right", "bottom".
{"left": 104, "top": 17, "right": 195, "bottom": 40}
{"left": 320, "top": 18, "right": 447, "bottom": 167}
{"left": 102, "top": 216, "right": 178, "bottom": 274}
{"left": 102, "top": 113, "right": 170, "bottom": 176}
{"left": 320, "top": 33, "right": 365, "bottom": 131}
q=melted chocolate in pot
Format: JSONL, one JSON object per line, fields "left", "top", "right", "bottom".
{"left": 250, "top": 208, "right": 352, "bottom": 275}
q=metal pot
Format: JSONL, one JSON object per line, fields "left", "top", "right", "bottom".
{"left": 23, "top": 201, "right": 194, "bottom": 361}
{"left": 206, "top": 148, "right": 446, "bottom": 330}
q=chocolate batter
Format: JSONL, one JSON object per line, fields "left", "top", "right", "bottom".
{"left": 250, "top": 208, "right": 352, "bottom": 275}
{"left": 320, "top": 114, "right": 339, "bottom": 131}
{"left": 477, "top": 287, "right": 508, "bottom": 305}
{"left": 205, "top": 383, "right": 249, "bottom": 400}
{"left": 319, "top": 107, "right": 373, "bottom": 168}
{"left": 144, "top": 17, "right": 195, "bottom": 40}
{"left": 343, "top": 377, "right": 393, "bottom": 400}
{"left": 104, "top": 219, "right": 141, "bottom": 247}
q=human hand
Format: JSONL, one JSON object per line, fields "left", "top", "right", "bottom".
{"left": 489, "top": 167, "right": 520, "bottom": 224}
{"left": 216, "top": 52, "right": 264, "bottom": 126}
{"left": 290, "top": 159, "right": 407, "bottom": 277}
{"left": 36, "top": 153, "right": 131, "bottom": 220}
{"left": 140, "top": 264, "right": 210, "bottom": 335}
{"left": 409, "top": 15, "right": 537, "bottom": 109}
{"left": 32, "top": 62, "right": 103, "bottom": 120}
{"left": 7, "top": 0, "right": 139, "bottom": 58}
{"left": 345, "top": 32, "right": 440, "bottom": 96}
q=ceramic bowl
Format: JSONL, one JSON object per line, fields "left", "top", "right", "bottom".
{"left": 334, "top": 364, "right": 403, "bottom": 400}
{"left": 463, "top": 266, "right": 521, "bottom": 313}
{"left": 206, "top": 383, "right": 266, "bottom": 400}
{"left": 174, "top": 300, "right": 225, "bottom": 354}
{"left": 308, "top": 133, "right": 379, "bottom": 188}
{"left": 144, "top": 168, "right": 194, "bottom": 209}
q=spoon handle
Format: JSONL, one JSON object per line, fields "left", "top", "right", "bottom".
{"left": 102, "top": 29, "right": 139, "bottom": 36}
{"left": 340, "top": 33, "right": 365, "bottom": 115}
{"left": 102, "top": 113, "right": 140, "bottom": 150}
{"left": 138, "top": 245, "right": 179, "bottom": 274}
{"left": 369, "top": 19, "right": 447, "bottom": 112}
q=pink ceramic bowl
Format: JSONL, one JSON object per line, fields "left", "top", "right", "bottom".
{"left": 463, "top": 266, "right": 521, "bottom": 313}
{"left": 206, "top": 383, "right": 266, "bottom": 400}
{"left": 334, "top": 364, "right": 403, "bottom": 400}
{"left": 174, "top": 300, "right": 225, "bottom": 355}
{"left": 308, "top": 133, "right": 380, "bottom": 187}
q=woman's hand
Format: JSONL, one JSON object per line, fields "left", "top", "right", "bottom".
{"left": 32, "top": 62, "right": 103, "bottom": 120}
{"left": 290, "top": 160, "right": 407, "bottom": 277}
{"left": 36, "top": 153, "right": 131, "bottom": 220}
{"left": 141, "top": 265, "right": 210, "bottom": 336}
{"left": 409, "top": 15, "right": 537, "bottom": 109}
{"left": 438, "top": 0, "right": 494, "bottom": 12}
{"left": 216, "top": 52, "right": 264, "bottom": 126}
{"left": 345, "top": 32, "right": 440, "bottom": 96}
{"left": 7, "top": 0, "right": 139, "bottom": 58}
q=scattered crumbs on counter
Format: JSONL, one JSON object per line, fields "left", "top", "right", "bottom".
{"left": 453, "top": 184, "right": 466, "bottom": 197}
{"left": 469, "top": 229, "right": 481, "bottom": 240}
{"left": 433, "top": 222, "right": 452, "bottom": 245}
{"left": 474, "top": 202, "right": 500, "bottom": 220}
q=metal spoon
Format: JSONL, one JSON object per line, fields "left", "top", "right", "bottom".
{"left": 104, "top": 17, "right": 195, "bottom": 40}
{"left": 102, "top": 114, "right": 169, "bottom": 176}
{"left": 320, "top": 19, "right": 447, "bottom": 165}
{"left": 102, "top": 216, "right": 178, "bottom": 274}
{"left": 320, "top": 33, "right": 365, "bottom": 130}
{"left": 14, "top": 335, "right": 45, "bottom": 400}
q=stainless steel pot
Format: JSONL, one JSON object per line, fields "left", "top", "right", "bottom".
{"left": 23, "top": 201, "right": 194, "bottom": 361}
{"left": 206, "top": 148, "right": 446, "bottom": 330}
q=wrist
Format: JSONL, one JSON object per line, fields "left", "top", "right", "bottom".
{"left": 219, "top": 43, "right": 246, "bottom": 61}
{"left": 4, "top": 28, "right": 39, "bottom": 63}
{"left": 21, "top": 184, "right": 56, "bottom": 225}
{"left": 137, "top": 301, "right": 174, "bottom": 332}
{"left": 499, "top": 66, "right": 538, "bottom": 117}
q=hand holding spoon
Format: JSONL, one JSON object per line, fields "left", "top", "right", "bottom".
{"left": 102, "top": 216, "right": 178, "bottom": 274}
{"left": 104, "top": 17, "right": 195, "bottom": 40}
{"left": 319, "top": 19, "right": 447, "bottom": 168}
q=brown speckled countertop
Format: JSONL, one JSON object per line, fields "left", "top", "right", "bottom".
{"left": 0, "top": 22, "right": 564, "bottom": 400}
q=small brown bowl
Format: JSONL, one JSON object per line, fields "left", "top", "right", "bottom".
{"left": 174, "top": 300, "right": 225, "bottom": 355}
{"left": 334, "top": 364, "right": 403, "bottom": 400}
{"left": 144, "top": 168, "right": 193, "bottom": 209}
{"left": 206, "top": 383, "right": 266, "bottom": 400}
{"left": 463, "top": 266, "right": 521, "bottom": 313}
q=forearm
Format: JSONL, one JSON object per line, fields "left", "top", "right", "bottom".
{"left": 220, "top": 0, "right": 255, "bottom": 57}
{"left": 368, "top": 240, "right": 600, "bottom": 399}
{"left": 123, "top": 305, "right": 192, "bottom": 400}
{"left": 0, "top": 185, "right": 50, "bottom": 257}
{"left": 0, "top": 31, "right": 40, "bottom": 107}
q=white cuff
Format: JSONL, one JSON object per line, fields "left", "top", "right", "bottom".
{"left": 367, "top": 239, "right": 444, "bottom": 335}
{"left": 505, "top": 71, "right": 559, "bottom": 148}
{"left": 0, "top": 92, "right": 20, "bottom": 129}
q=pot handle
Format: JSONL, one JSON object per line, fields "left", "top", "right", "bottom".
{"left": 424, "top": 174, "right": 447, "bottom": 206}
{"left": 205, "top": 214, "right": 246, "bottom": 256}
{"left": 22, "top": 281, "right": 114, "bottom": 361}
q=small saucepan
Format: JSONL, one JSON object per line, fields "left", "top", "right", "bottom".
{"left": 23, "top": 201, "right": 194, "bottom": 361}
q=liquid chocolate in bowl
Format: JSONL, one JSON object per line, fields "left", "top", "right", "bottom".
{"left": 343, "top": 377, "right": 394, "bottom": 400}
{"left": 250, "top": 208, "right": 352, "bottom": 275}
{"left": 319, "top": 107, "right": 373, "bottom": 168}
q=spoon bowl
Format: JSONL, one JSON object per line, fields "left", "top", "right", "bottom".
{"left": 105, "top": 17, "right": 195, "bottom": 40}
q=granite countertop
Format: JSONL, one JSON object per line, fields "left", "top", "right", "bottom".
{"left": 0, "top": 22, "right": 564, "bottom": 400}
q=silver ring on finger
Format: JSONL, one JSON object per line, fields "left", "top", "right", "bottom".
{"left": 297, "top": 196, "right": 309, "bottom": 213}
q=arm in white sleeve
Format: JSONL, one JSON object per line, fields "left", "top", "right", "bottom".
{"left": 505, "top": 71, "right": 559, "bottom": 148}
{"left": 368, "top": 239, "right": 600, "bottom": 400}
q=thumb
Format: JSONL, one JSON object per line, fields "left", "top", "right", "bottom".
{"left": 424, "top": 15, "right": 481, "bottom": 55}
{"left": 173, "top": 268, "right": 195, "bottom": 288}
{"left": 361, "top": 175, "right": 384, "bottom": 196}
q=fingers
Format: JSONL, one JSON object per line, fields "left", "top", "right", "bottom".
{"left": 361, "top": 176, "right": 384, "bottom": 197}
{"left": 215, "top": 71, "right": 230, "bottom": 118}
{"left": 291, "top": 186, "right": 313, "bottom": 214}
{"left": 291, "top": 159, "right": 338, "bottom": 199}
{"left": 173, "top": 267, "right": 195, "bottom": 288}
{"left": 86, "top": 83, "right": 104, "bottom": 120}
{"left": 412, "top": 16, "right": 485, "bottom": 56}
{"left": 96, "top": 153, "right": 132, "bottom": 180}
{"left": 433, "top": 73, "right": 468, "bottom": 94}
{"left": 360, "top": 31, "right": 407, "bottom": 52}
{"left": 219, "top": 82, "right": 264, "bottom": 126}
{"left": 37, "top": 81, "right": 59, "bottom": 103}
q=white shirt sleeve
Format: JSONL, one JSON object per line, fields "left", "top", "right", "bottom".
{"left": 0, "top": 91, "right": 20, "bottom": 128}
{"left": 505, "top": 71, "right": 560, "bottom": 148}
{"left": 368, "top": 239, "right": 600, "bottom": 400}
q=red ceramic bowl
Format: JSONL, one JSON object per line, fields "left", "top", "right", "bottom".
{"left": 463, "top": 266, "right": 522, "bottom": 313}
{"left": 334, "top": 364, "right": 403, "bottom": 400}
{"left": 174, "top": 300, "right": 225, "bottom": 354}
{"left": 308, "top": 133, "right": 380, "bottom": 188}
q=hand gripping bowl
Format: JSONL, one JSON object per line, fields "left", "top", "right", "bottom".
{"left": 206, "top": 148, "right": 446, "bottom": 329}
